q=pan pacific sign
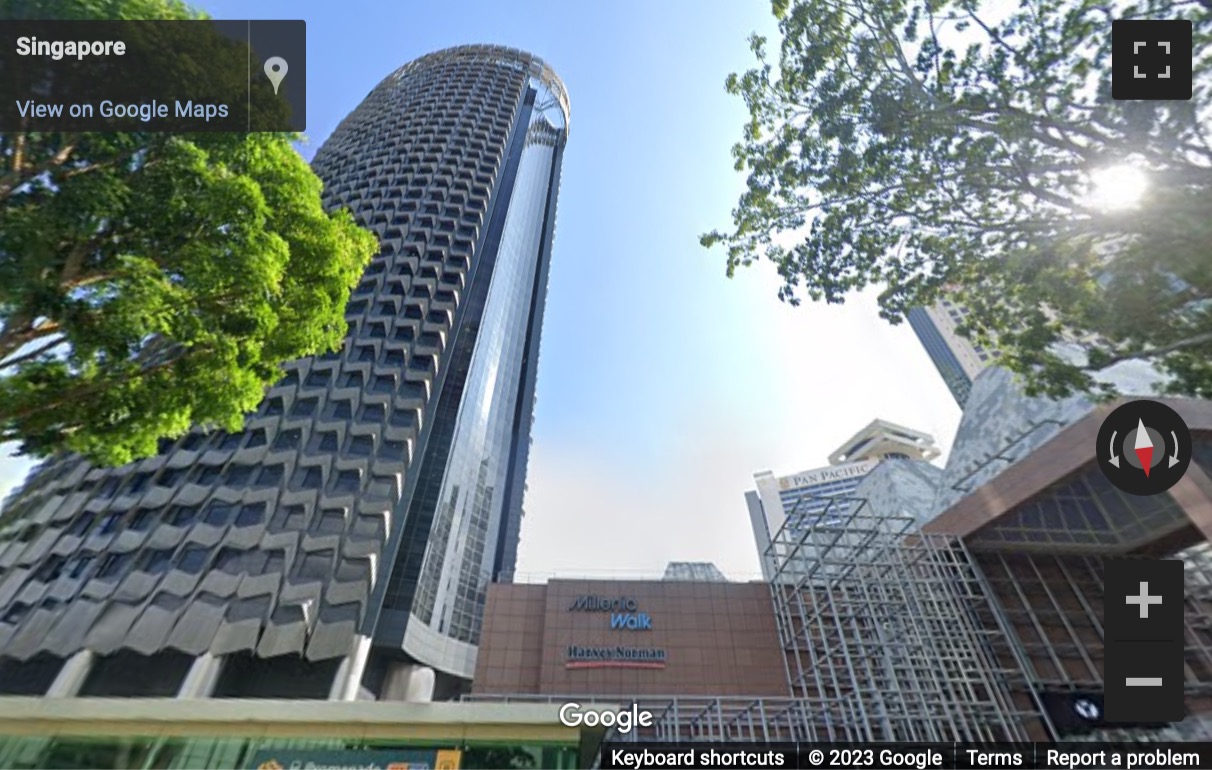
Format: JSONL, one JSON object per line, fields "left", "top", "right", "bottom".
{"left": 777, "top": 458, "right": 878, "bottom": 491}
{"left": 567, "top": 595, "right": 651, "bottom": 630}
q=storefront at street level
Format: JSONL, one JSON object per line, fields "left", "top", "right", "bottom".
{"left": 0, "top": 698, "right": 608, "bottom": 769}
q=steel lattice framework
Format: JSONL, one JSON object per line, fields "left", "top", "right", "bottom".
{"left": 764, "top": 497, "right": 1212, "bottom": 743}
{"left": 767, "top": 500, "right": 1035, "bottom": 742}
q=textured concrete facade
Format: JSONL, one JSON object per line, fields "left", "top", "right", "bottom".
{"left": 0, "top": 46, "right": 569, "bottom": 686}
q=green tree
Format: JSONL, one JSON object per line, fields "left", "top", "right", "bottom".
{"left": 703, "top": 0, "right": 1212, "bottom": 399}
{"left": 0, "top": 0, "right": 377, "bottom": 465}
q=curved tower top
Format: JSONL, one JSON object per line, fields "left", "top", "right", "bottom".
{"left": 383, "top": 45, "right": 571, "bottom": 133}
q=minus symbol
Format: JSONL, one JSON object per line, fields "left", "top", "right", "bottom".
{"left": 1126, "top": 677, "right": 1163, "bottom": 687}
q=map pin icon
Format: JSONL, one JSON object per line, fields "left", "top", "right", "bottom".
{"left": 264, "top": 57, "right": 288, "bottom": 95}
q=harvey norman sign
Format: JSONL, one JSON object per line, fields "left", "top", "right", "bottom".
{"left": 566, "top": 645, "right": 667, "bottom": 669}
{"left": 568, "top": 595, "right": 651, "bottom": 630}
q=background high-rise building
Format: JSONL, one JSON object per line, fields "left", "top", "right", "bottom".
{"left": 907, "top": 300, "right": 995, "bottom": 407}
{"left": 662, "top": 561, "right": 728, "bottom": 582}
{"left": 0, "top": 45, "right": 568, "bottom": 701}
{"left": 746, "top": 419, "right": 939, "bottom": 579}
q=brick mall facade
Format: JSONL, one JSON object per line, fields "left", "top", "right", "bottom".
{"left": 473, "top": 580, "right": 790, "bottom": 698}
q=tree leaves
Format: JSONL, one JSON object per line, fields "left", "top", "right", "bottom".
{"left": 0, "top": 0, "right": 378, "bottom": 465}
{"left": 706, "top": 0, "right": 1212, "bottom": 399}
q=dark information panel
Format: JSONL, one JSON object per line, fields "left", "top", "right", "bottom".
{"left": 601, "top": 743, "right": 1212, "bottom": 769}
{"left": 0, "top": 20, "right": 305, "bottom": 131}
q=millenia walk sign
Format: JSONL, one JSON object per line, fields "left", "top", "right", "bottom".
{"left": 566, "top": 596, "right": 665, "bottom": 669}
{"left": 567, "top": 595, "right": 652, "bottom": 630}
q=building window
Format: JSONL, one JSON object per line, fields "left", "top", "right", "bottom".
{"left": 97, "top": 512, "right": 122, "bottom": 536}
{"left": 129, "top": 509, "right": 154, "bottom": 531}
{"left": 2, "top": 603, "right": 31, "bottom": 624}
{"left": 215, "top": 547, "right": 244, "bottom": 574}
{"left": 272, "top": 429, "right": 302, "bottom": 451}
{"left": 348, "top": 435, "right": 374, "bottom": 456}
{"left": 126, "top": 473, "right": 151, "bottom": 495}
{"left": 139, "top": 550, "right": 173, "bottom": 575}
{"left": 177, "top": 547, "right": 209, "bottom": 574}
{"left": 327, "top": 402, "right": 352, "bottom": 420}
{"left": 96, "top": 552, "right": 131, "bottom": 580}
{"left": 67, "top": 554, "right": 93, "bottom": 579}
{"left": 157, "top": 468, "right": 185, "bottom": 487}
{"left": 293, "top": 467, "right": 323, "bottom": 490}
{"left": 360, "top": 403, "right": 386, "bottom": 422}
{"left": 313, "top": 509, "right": 346, "bottom": 536}
{"left": 270, "top": 505, "right": 307, "bottom": 532}
{"left": 203, "top": 502, "right": 234, "bottom": 527}
{"left": 332, "top": 470, "right": 361, "bottom": 494}
{"left": 295, "top": 550, "right": 334, "bottom": 581}
{"left": 225, "top": 465, "right": 254, "bottom": 486}
{"left": 235, "top": 503, "right": 267, "bottom": 528}
{"left": 168, "top": 506, "right": 198, "bottom": 527}
{"left": 35, "top": 555, "right": 66, "bottom": 582}
{"left": 371, "top": 375, "right": 394, "bottom": 394}
{"left": 66, "top": 512, "right": 97, "bottom": 537}
{"left": 96, "top": 478, "right": 119, "bottom": 498}
{"left": 291, "top": 398, "right": 319, "bottom": 417}
{"left": 257, "top": 465, "right": 285, "bottom": 487}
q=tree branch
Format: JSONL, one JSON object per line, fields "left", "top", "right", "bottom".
{"left": 965, "top": 6, "right": 1021, "bottom": 60}
{"left": 1086, "top": 331, "right": 1212, "bottom": 371}
{"left": 0, "top": 335, "right": 69, "bottom": 372}
{"left": 62, "top": 147, "right": 150, "bottom": 182}
{"left": 0, "top": 319, "right": 62, "bottom": 362}
{"left": 59, "top": 238, "right": 97, "bottom": 288}
{"left": 63, "top": 272, "right": 117, "bottom": 291}
{"left": 0, "top": 135, "right": 80, "bottom": 200}
{"left": 0, "top": 354, "right": 184, "bottom": 425}
{"left": 10, "top": 133, "right": 26, "bottom": 176}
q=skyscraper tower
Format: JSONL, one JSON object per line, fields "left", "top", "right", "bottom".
{"left": 906, "top": 300, "right": 995, "bottom": 407}
{"left": 746, "top": 419, "right": 940, "bottom": 580}
{"left": 0, "top": 46, "right": 568, "bottom": 701}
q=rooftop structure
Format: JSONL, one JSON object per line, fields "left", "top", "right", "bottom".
{"left": 661, "top": 562, "right": 727, "bottom": 582}
{"left": 747, "top": 419, "right": 941, "bottom": 579}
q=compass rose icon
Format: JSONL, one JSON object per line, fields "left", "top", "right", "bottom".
{"left": 1074, "top": 698, "right": 1102, "bottom": 721}
{"left": 1097, "top": 400, "right": 1192, "bottom": 496}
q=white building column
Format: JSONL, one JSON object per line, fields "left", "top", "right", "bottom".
{"left": 176, "top": 653, "right": 224, "bottom": 698}
{"left": 46, "top": 650, "right": 95, "bottom": 697}
{"left": 327, "top": 635, "right": 372, "bottom": 701}
{"left": 381, "top": 662, "right": 435, "bottom": 702}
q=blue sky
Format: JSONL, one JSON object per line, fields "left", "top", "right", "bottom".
{"left": 0, "top": 0, "right": 962, "bottom": 578}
